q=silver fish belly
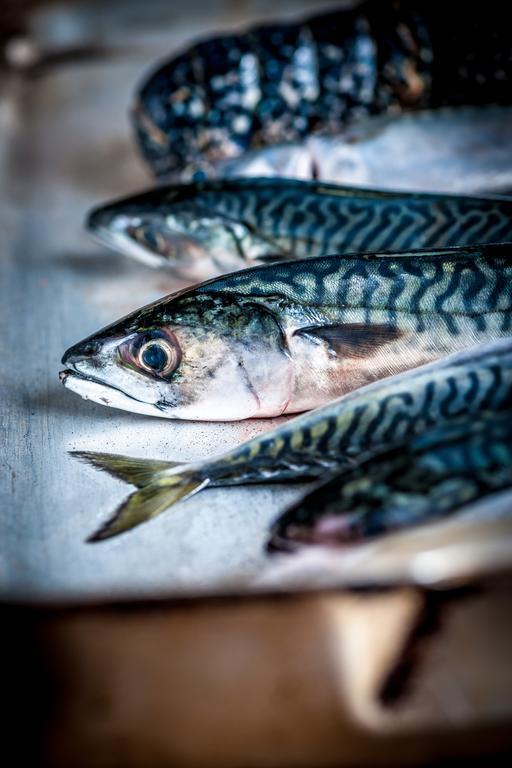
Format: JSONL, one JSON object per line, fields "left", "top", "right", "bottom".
{"left": 221, "top": 106, "right": 512, "bottom": 196}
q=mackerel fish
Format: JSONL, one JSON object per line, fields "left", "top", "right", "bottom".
{"left": 267, "top": 409, "right": 512, "bottom": 552}
{"left": 71, "top": 338, "right": 512, "bottom": 541}
{"left": 87, "top": 180, "right": 512, "bottom": 276}
{"left": 133, "top": 0, "right": 512, "bottom": 179}
{"left": 61, "top": 244, "right": 512, "bottom": 420}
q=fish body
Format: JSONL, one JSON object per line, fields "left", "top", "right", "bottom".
{"left": 61, "top": 245, "right": 512, "bottom": 420}
{"left": 257, "top": 496, "right": 512, "bottom": 590}
{"left": 132, "top": 0, "right": 512, "bottom": 179}
{"left": 267, "top": 409, "right": 512, "bottom": 552}
{"left": 87, "top": 179, "right": 512, "bottom": 276}
{"left": 72, "top": 338, "right": 512, "bottom": 540}
{"left": 219, "top": 106, "right": 512, "bottom": 196}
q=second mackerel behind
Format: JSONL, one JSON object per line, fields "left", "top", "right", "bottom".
{"left": 86, "top": 180, "right": 512, "bottom": 277}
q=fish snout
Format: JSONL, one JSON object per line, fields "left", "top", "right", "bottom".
{"left": 86, "top": 205, "right": 112, "bottom": 234}
{"left": 61, "top": 339, "right": 101, "bottom": 367}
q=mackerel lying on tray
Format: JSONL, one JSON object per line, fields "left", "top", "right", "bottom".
{"left": 71, "top": 338, "right": 512, "bottom": 541}
{"left": 268, "top": 408, "right": 512, "bottom": 552}
{"left": 63, "top": 0, "right": 512, "bottom": 551}
{"left": 87, "top": 180, "right": 512, "bottom": 276}
{"left": 132, "top": 0, "right": 512, "bottom": 180}
{"left": 61, "top": 244, "right": 512, "bottom": 420}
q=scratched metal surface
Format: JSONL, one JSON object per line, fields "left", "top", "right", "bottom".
{"left": 0, "top": 0, "right": 331, "bottom": 600}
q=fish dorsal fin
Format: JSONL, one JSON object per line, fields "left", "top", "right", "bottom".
{"left": 294, "top": 323, "right": 403, "bottom": 359}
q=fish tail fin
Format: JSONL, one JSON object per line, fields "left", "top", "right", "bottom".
{"left": 87, "top": 473, "right": 209, "bottom": 542}
{"left": 70, "top": 450, "right": 183, "bottom": 488}
{"left": 71, "top": 450, "right": 208, "bottom": 542}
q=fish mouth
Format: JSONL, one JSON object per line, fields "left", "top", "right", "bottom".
{"left": 59, "top": 368, "right": 166, "bottom": 417}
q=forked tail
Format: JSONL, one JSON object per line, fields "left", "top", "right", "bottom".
{"left": 71, "top": 451, "right": 208, "bottom": 542}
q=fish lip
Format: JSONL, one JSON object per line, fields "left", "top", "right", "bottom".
{"left": 59, "top": 367, "right": 155, "bottom": 408}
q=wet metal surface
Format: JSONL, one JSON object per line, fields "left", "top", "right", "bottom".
{"left": 0, "top": 0, "right": 326, "bottom": 600}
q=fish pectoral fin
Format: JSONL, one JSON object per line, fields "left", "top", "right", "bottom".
{"left": 87, "top": 476, "right": 209, "bottom": 542}
{"left": 294, "top": 323, "right": 403, "bottom": 359}
{"left": 71, "top": 450, "right": 183, "bottom": 488}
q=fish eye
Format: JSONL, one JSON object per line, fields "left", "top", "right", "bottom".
{"left": 129, "top": 224, "right": 150, "bottom": 244}
{"left": 138, "top": 338, "right": 178, "bottom": 375}
{"left": 128, "top": 223, "right": 165, "bottom": 253}
{"left": 119, "top": 328, "right": 181, "bottom": 377}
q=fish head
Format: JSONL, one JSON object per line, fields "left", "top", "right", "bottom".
{"left": 86, "top": 186, "right": 272, "bottom": 277}
{"left": 60, "top": 292, "right": 293, "bottom": 420}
